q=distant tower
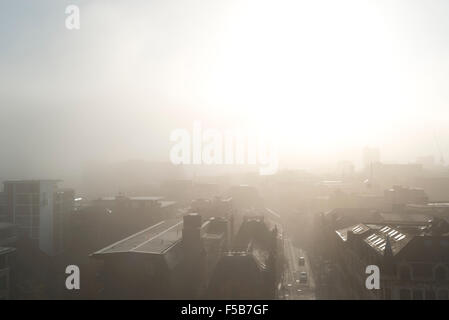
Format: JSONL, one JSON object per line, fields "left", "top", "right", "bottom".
{"left": 363, "top": 147, "right": 380, "bottom": 190}
{"left": 363, "top": 146, "right": 380, "bottom": 169}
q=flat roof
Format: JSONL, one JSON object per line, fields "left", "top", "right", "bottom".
{"left": 4, "top": 179, "right": 61, "bottom": 183}
{"left": 159, "top": 200, "right": 177, "bottom": 208}
{"left": 91, "top": 218, "right": 183, "bottom": 256}
{"left": 98, "top": 196, "right": 164, "bottom": 201}
{"left": 0, "top": 247, "right": 16, "bottom": 255}
{"left": 130, "top": 196, "right": 164, "bottom": 201}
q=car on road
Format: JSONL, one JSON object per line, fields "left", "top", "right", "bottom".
{"left": 299, "top": 271, "right": 308, "bottom": 284}
{"left": 298, "top": 256, "right": 305, "bottom": 266}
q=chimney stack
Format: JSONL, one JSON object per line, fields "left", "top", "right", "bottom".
{"left": 182, "top": 213, "right": 202, "bottom": 253}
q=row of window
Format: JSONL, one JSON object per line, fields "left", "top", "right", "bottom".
{"left": 17, "top": 227, "right": 40, "bottom": 239}
{"left": 399, "top": 265, "right": 448, "bottom": 282}
{"left": 397, "top": 288, "right": 448, "bottom": 300}
{"left": 13, "top": 205, "right": 40, "bottom": 215}
{"left": 13, "top": 215, "right": 40, "bottom": 227}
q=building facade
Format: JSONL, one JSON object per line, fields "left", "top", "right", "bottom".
{"left": 2, "top": 180, "right": 74, "bottom": 256}
{"left": 330, "top": 219, "right": 449, "bottom": 299}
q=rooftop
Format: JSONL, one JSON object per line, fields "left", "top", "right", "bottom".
{"left": 98, "top": 196, "right": 164, "bottom": 201}
{"left": 159, "top": 200, "right": 177, "bottom": 208}
{"left": 4, "top": 179, "right": 61, "bottom": 184}
{"left": 0, "top": 246, "right": 16, "bottom": 255}
{"left": 408, "top": 202, "right": 449, "bottom": 208}
{"left": 91, "top": 218, "right": 183, "bottom": 256}
{"left": 336, "top": 222, "right": 433, "bottom": 256}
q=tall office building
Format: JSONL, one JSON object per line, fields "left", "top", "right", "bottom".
{"left": 2, "top": 180, "right": 74, "bottom": 256}
{"left": 363, "top": 147, "right": 380, "bottom": 169}
{"left": 0, "top": 192, "right": 7, "bottom": 222}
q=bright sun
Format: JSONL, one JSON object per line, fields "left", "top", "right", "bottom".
{"left": 202, "top": 0, "right": 410, "bottom": 153}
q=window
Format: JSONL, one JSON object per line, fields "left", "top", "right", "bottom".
{"left": 412, "top": 289, "right": 423, "bottom": 300}
{"left": 434, "top": 266, "right": 447, "bottom": 282}
{"left": 32, "top": 194, "right": 40, "bottom": 205}
{"left": 0, "top": 276, "right": 7, "bottom": 290}
{"left": 42, "top": 192, "right": 48, "bottom": 206}
{"left": 384, "top": 288, "right": 391, "bottom": 300}
{"left": 15, "top": 183, "right": 38, "bottom": 193}
{"left": 15, "top": 215, "right": 31, "bottom": 226}
{"left": 399, "top": 265, "right": 412, "bottom": 281}
{"left": 31, "top": 227, "right": 40, "bottom": 239}
{"left": 426, "top": 290, "right": 436, "bottom": 300}
{"left": 32, "top": 215, "right": 40, "bottom": 226}
{"left": 399, "top": 289, "right": 411, "bottom": 300}
{"left": 437, "top": 290, "right": 449, "bottom": 300}
{"left": 15, "top": 205, "right": 31, "bottom": 215}
{"left": 16, "top": 194, "right": 31, "bottom": 205}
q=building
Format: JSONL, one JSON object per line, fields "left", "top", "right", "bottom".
{"left": 93, "top": 195, "right": 176, "bottom": 221}
{"left": 2, "top": 180, "right": 74, "bottom": 256}
{"left": 406, "top": 202, "right": 449, "bottom": 218}
{"left": 0, "top": 192, "right": 7, "bottom": 222}
{"left": 207, "top": 215, "right": 281, "bottom": 299}
{"left": 363, "top": 147, "right": 380, "bottom": 169}
{"left": 416, "top": 156, "right": 436, "bottom": 169}
{"left": 0, "top": 223, "right": 18, "bottom": 300}
{"left": 414, "top": 177, "right": 449, "bottom": 202}
{"left": 191, "top": 197, "right": 235, "bottom": 220}
{"left": 0, "top": 246, "right": 16, "bottom": 300}
{"left": 91, "top": 213, "right": 229, "bottom": 299}
{"left": 330, "top": 218, "right": 449, "bottom": 299}
{"left": 370, "top": 163, "right": 424, "bottom": 190}
{"left": 90, "top": 194, "right": 177, "bottom": 240}
{"left": 384, "top": 185, "right": 428, "bottom": 210}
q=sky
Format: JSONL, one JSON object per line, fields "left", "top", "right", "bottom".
{"left": 1, "top": 0, "right": 449, "bottom": 182}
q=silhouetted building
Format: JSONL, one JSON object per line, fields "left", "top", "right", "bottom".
{"left": 0, "top": 246, "right": 16, "bottom": 300}
{"left": 0, "top": 223, "right": 18, "bottom": 300}
{"left": 207, "top": 215, "right": 280, "bottom": 299}
{"left": 91, "top": 213, "right": 229, "bottom": 299}
{"left": 0, "top": 192, "right": 7, "bottom": 222}
{"left": 191, "top": 197, "right": 235, "bottom": 220}
{"left": 89, "top": 194, "right": 177, "bottom": 241}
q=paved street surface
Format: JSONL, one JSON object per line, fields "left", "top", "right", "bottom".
{"left": 280, "top": 238, "right": 316, "bottom": 300}
{"left": 266, "top": 207, "right": 316, "bottom": 300}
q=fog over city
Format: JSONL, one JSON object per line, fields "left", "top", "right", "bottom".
{"left": 1, "top": 0, "right": 449, "bottom": 304}
{"left": 2, "top": 0, "right": 449, "bottom": 188}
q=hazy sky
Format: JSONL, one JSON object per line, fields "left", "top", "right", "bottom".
{"left": 1, "top": 0, "right": 449, "bottom": 181}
